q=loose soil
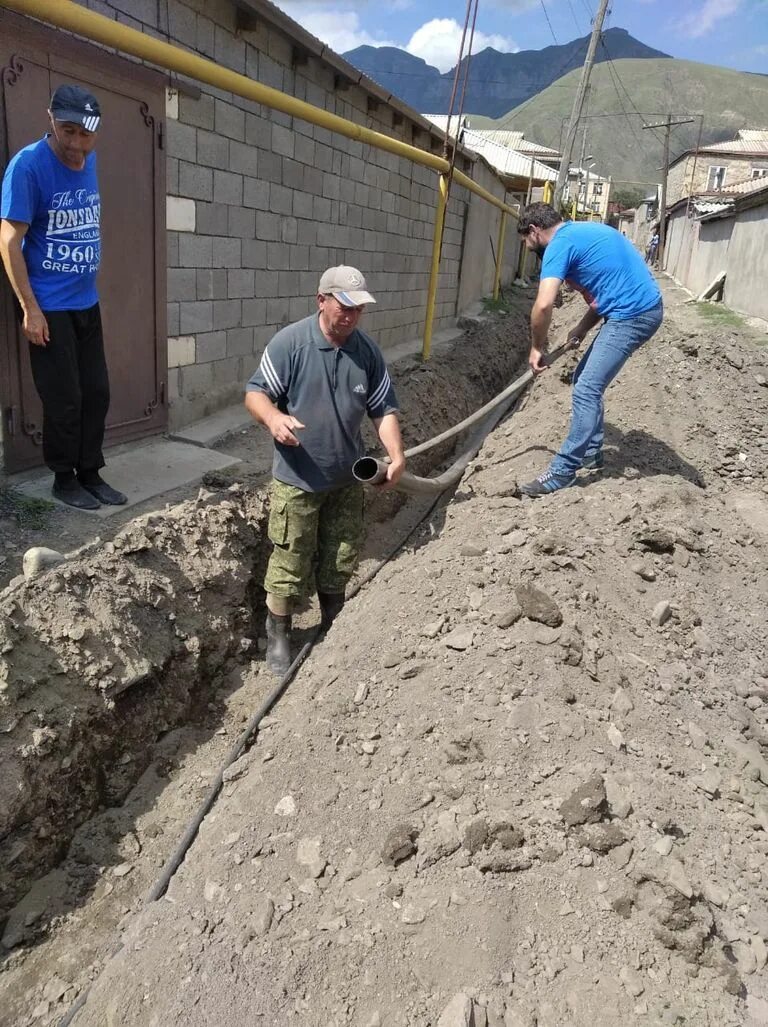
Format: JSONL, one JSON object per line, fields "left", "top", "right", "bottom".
{"left": 2, "top": 278, "right": 768, "bottom": 1027}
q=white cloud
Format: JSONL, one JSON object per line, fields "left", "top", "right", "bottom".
{"left": 271, "top": 4, "right": 518, "bottom": 67}
{"left": 406, "top": 18, "right": 518, "bottom": 72}
{"left": 275, "top": 3, "right": 396, "bottom": 53}
{"left": 677, "top": 0, "right": 743, "bottom": 38}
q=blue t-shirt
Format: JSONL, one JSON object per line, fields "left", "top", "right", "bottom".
{"left": 246, "top": 313, "right": 399, "bottom": 492}
{"left": 541, "top": 221, "right": 661, "bottom": 320}
{"left": 1, "top": 136, "right": 100, "bottom": 311}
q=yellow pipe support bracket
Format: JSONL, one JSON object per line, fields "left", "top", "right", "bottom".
{"left": 492, "top": 212, "right": 507, "bottom": 302}
{"left": 421, "top": 173, "right": 449, "bottom": 362}
{"left": 1, "top": 0, "right": 519, "bottom": 218}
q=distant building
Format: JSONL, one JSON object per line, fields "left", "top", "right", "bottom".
{"left": 666, "top": 128, "right": 768, "bottom": 206}
{"left": 422, "top": 115, "right": 560, "bottom": 193}
{"left": 562, "top": 166, "right": 612, "bottom": 222}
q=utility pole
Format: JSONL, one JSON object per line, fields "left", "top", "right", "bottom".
{"left": 554, "top": 0, "right": 610, "bottom": 208}
{"left": 642, "top": 113, "right": 695, "bottom": 268}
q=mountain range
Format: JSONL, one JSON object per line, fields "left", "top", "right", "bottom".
{"left": 477, "top": 58, "right": 768, "bottom": 189}
{"left": 343, "top": 27, "right": 669, "bottom": 119}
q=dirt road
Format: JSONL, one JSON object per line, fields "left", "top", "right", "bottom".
{"left": 2, "top": 278, "right": 768, "bottom": 1026}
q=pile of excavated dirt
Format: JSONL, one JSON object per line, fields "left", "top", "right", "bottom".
{"left": 3, "top": 280, "right": 768, "bottom": 1026}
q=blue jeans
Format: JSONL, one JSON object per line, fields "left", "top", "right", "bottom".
{"left": 549, "top": 300, "right": 663, "bottom": 477}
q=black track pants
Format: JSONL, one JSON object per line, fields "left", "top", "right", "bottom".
{"left": 27, "top": 303, "right": 110, "bottom": 474}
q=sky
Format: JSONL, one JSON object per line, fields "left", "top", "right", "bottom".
{"left": 273, "top": 0, "right": 768, "bottom": 75}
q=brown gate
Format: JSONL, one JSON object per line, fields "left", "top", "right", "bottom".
{"left": 0, "top": 9, "right": 166, "bottom": 473}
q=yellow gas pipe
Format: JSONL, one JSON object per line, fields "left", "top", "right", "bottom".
{"left": 492, "top": 212, "right": 507, "bottom": 302}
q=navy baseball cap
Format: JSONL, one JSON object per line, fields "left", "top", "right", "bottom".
{"left": 50, "top": 84, "right": 101, "bottom": 132}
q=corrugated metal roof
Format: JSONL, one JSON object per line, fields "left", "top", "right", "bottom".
{"left": 422, "top": 116, "right": 561, "bottom": 160}
{"left": 471, "top": 129, "right": 561, "bottom": 157}
{"left": 718, "top": 174, "right": 768, "bottom": 195}
{"left": 422, "top": 114, "right": 470, "bottom": 136}
{"left": 694, "top": 199, "right": 733, "bottom": 216}
{"left": 460, "top": 129, "right": 558, "bottom": 182}
{"left": 737, "top": 129, "right": 768, "bottom": 142}
{"left": 699, "top": 139, "right": 768, "bottom": 154}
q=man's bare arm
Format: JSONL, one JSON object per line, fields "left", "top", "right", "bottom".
{"left": 529, "top": 276, "right": 562, "bottom": 373}
{"left": 245, "top": 389, "right": 305, "bottom": 447}
{"left": 372, "top": 411, "right": 405, "bottom": 488}
{"left": 0, "top": 219, "right": 49, "bottom": 346}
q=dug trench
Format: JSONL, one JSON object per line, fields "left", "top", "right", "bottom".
{"left": 0, "top": 302, "right": 532, "bottom": 991}
{"left": 4, "top": 279, "right": 768, "bottom": 1025}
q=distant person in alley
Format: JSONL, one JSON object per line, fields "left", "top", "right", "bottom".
{"left": 245, "top": 266, "right": 405, "bottom": 676}
{"left": 646, "top": 229, "right": 660, "bottom": 265}
{"left": 516, "top": 202, "right": 663, "bottom": 497}
{"left": 0, "top": 84, "right": 126, "bottom": 510}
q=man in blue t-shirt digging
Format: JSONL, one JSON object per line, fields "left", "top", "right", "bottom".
{"left": 245, "top": 266, "right": 406, "bottom": 676}
{"left": 516, "top": 202, "right": 663, "bottom": 497}
{"left": 0, "top": 84, "right": 126, "bottom": 509}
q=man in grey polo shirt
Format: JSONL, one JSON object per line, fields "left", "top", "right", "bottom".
{"left": 245, "top": 265, "right": 406, "bottom": 675}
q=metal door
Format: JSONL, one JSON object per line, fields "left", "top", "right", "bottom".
{"left": 0, "top": 10, "right": 166, "bottom": 472}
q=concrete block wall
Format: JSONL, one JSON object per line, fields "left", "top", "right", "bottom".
{"left": 80, "top": 0, "right": 498, "bottom": 428}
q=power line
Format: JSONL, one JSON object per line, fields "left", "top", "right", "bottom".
{"left": 598, "top": 36, "right": 665, "bottom": 145}
{"left": 566, "top": 0, "right": 584, "bottom": 34}
{"left": 539, "top": 0, "right": 559, "bottom": 45}
{"left": 600, "top": 49, "right": 648, "bottom": 151}
{"left": 496, "top": 37, "right": 590, "bottom": 128}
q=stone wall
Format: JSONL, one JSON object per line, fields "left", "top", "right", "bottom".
{"left": 79, "top": 0, "right": 505, "bottom": 429}
{"left": 667, "top": 153, "right": 768, "bottom": 206}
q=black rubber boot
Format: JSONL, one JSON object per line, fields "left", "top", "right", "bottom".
{"left": 318, "top": 591, "right": 345, "bottom": 631}
{"left": 265, "top": 612, "right": 292, "bottom": 676}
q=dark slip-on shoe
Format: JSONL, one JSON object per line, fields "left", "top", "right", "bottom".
{"left": 79, "top": 479, "right": 128, "bottom": 506}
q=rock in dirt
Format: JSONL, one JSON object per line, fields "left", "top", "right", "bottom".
{"left": 515, "top": 584, "right": 563, "bottom": 627}
{"left": 560, "top": 775, "right": 608, "bottom": 827}
{"left": 380, "top": 824, "right": 418, "bottom": 866}
{"left": 443, "top": 626, "right": 475, "bottom": 651}
{"left": 436, "top": 993, "right": 473, "bottom": 1026}
{"left": 575, "top": 822, "right": 627, "bottom": 853}
{"left": 252, "top": 897, "right": 275, "bottom": 936}
{"left": 490, "top": 602, "right": 522, "bottom": 629}
{"left": 651, "top": 600, "right": 672, "bottom": 627}
{"left": 462, "top": 816, "right": 489, "bottom": 854}
{"left": 22, "top": 546, "right": 66, "bottom": 582}
{"left": 296, "top": 836, "right": 325, "bottom": 878}
{"left": 274, "top": 795, "right": 297, "bottom": 816}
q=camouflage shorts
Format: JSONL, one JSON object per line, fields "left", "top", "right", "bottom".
{"left": 263, "top": 478, "right": 365, "bottom": 599}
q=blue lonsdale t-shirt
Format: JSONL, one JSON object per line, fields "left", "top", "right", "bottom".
{"left": 541, "top": 221, "right": 661, "bottom": 320}
{"left": 1, "top": 136, "right": 101, "bottom": 311}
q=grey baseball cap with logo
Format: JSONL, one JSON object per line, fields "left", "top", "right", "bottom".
{"left": 50, "top": 84, "right": 101, "bottom": 132}
{"left": 318, "top": 266, "right": 376, "bottom": 306}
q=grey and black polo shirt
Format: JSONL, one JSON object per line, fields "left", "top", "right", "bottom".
{"left": 246, "top": 312, "right": 399, "bottom": 492}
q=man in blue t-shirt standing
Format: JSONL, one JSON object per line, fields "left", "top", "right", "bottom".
{"left": 245, "top": 266, "right": 405, "bottom": 676}
{"left": 0, "top": 84, "right": 126, "bottom": 509}
{"left": 516, "top": 202, "right": 663, "bottom": 497}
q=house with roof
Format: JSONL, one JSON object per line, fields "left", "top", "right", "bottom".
{"left": 664, "top": 172, "right": 768, "bottom": 320}
{"left": 562, "top": 165, "right": 612, "bottom": 222}
{"left": 422, "top": 115, "right": 560, "bottom": 194}
{"left": 666, "top": 129, "right": 768, "bottom": 206}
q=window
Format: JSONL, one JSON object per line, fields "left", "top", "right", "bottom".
{"left": 752, "top": 168, "right": 768, "bottom": 179}
{"left": 593, "top": 182, "right": 603, "bottom": 195}
{"left": 706, "top": 166, "right": 727, "bottom": 190}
